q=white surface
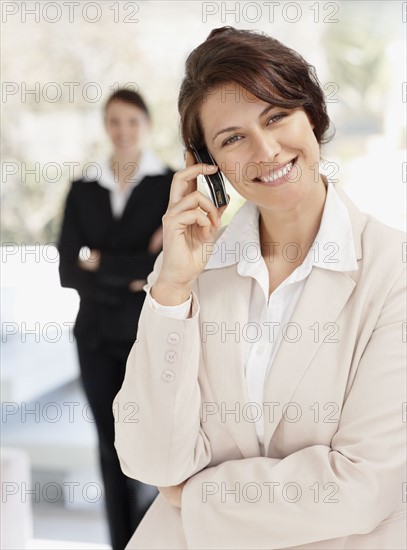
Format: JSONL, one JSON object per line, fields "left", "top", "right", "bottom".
{"left": 1, "top": 332, "right": 80, "bottom": 403}
{"left": 1, "top": 245, "right": 80, "bottom": 403}
{"left": 1, "top": 448, "right": 33, "bottom": 550}
{"left": 1, "top": 380, "right": 98, "bottom": 472}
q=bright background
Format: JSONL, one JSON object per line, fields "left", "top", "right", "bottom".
{"left": 1, "top": 1, "right": 406, "bottom": 548}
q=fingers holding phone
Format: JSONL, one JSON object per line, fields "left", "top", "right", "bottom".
{"left": 168, "top": 150, "right": 219, "bottom": 206}
{"left": 188, "top": 142, "right": 228, "bottom": 208}
{"left": 154, "top": 151, "right": 229, "bottom": 296}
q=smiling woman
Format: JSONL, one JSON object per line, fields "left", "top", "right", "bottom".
{"left": 178, "top": 26, "right": 334, "bottom": 265}
{"left": 113, "top": 26, "right": 406, "bottom": 550}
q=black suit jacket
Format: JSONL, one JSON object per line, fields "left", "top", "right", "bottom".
{"left": 57, "top": 168, "right": 174, "bottom": 347}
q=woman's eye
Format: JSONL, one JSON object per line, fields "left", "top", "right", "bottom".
{"left": 267, "top": 113, "right": 287, "bottom": 125}
{"left": 222, "top": 135, "right": 241, "bottom": 147}
{"left": 221, "top": 113, "right": 289, "bottom": 147}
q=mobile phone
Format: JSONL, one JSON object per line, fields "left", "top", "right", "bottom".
{"left": 188, "top": 141, "right": 228, "bottom": 207}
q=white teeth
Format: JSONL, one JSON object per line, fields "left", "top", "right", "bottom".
{"left": 260, "top": 160, "right": 294, "bottom": 183}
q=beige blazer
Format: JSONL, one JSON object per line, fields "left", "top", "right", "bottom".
{"left": 114, "top": 184, "right": 407, "bottom": 549}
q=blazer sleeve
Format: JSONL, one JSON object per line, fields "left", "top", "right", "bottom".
{"left": 113, "top": 250, "right": 212, "bottom": 486}
{"left": 96, "top": 249, "right": 160, "bottom": 288}
{"left": 180, "top": 266, "right": 407, "bottom": 549}
{"left": 57, "top": 182, "right": 117, "bottom": 304}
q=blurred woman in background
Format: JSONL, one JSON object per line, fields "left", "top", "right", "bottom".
{"left": 57, "top": 88, "right": 174, "bottom": 550}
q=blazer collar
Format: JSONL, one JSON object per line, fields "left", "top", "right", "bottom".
{"left": 83, "top": 148, "right": 167, "bottom": 192}
{"left": 205, "top": 177, "right": 360, "bottom": 272}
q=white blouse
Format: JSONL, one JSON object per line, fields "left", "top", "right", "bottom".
{"left": 145, "top": 177, "right": 358, "bottom": 452}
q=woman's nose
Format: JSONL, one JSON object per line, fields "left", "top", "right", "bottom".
{"left": 116, "top": 131, "right": 131, "bottom": 140}
{"left": 250, "top": 131, "right": 281, "bottom": 166}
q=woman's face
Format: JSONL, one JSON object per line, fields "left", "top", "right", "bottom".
{"left": 104, "top": 101, "right": 150, "bottom": 155}
{"left": 200, "top": 83, "right": 322, "bottom": 212}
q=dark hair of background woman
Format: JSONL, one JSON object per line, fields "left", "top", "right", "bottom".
{"left": 104, "top": 88, "right": 151, "bottom": 119}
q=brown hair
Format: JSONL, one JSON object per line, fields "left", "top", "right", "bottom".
{"left": 104, "top": 88, "right": 150, "bottom": 119}
{"left": 178, "top": 26, "right": 333, "bottom": 149}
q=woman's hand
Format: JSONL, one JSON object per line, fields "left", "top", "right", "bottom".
{"left": 153, "top": 150, "right": 229, "bottom": 295}
{"left": 77, "top": 248, "right": 101, "bottom": 271}
{"left": 157, "top": 480, "right": 187, "bottom": 509}
{"left": 128, "top": 279, "right": 147, "bottom": 292}
{"left": 147, "top": 226, "right": 164, "bottom": 254}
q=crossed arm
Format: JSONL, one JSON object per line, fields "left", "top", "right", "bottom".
{"left": 77, "top": 226, "right": 163, "bottom": 292}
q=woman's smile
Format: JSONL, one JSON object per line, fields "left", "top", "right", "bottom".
{"left": 253, "top": 156, "right": 298, "bottom": 187}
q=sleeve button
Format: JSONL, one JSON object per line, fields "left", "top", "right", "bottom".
{"left": 162, "top": 370, "right": 175, "bottom": 382}
{"left": 164, "top": 350, "right": 178, "bottom": 363}
{"left": 167, "top": 332, "right": 181, "bottom": 345}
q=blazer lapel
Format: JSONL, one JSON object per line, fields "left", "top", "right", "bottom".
{"left": 199, "top": 266, "right": 261, "bottom": 458}
{"left": 262, "top": 267, "right": 356, "bottom": 455}
{"left": 119, "top": 182, "right": 143, "bottom": 223}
